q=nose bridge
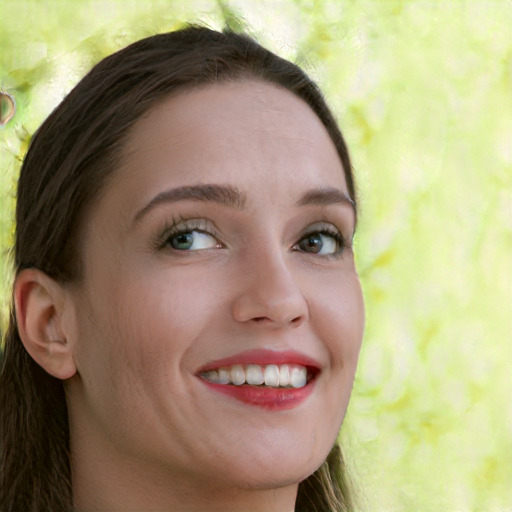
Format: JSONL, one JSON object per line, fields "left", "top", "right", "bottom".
{"left": 231, "top": 241, "right": 309, "bottom": 327}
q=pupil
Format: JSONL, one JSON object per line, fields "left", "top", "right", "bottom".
{"left": 300, "top": 234, "right": 322, "bottom": 253}
{"left": 172, "top": 232, "right": 193, "bottom": 249}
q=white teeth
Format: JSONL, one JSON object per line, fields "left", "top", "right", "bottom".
{"left": 230, "top": 365, "right": 245, "bottom": 386}
{"left": 204, "top": 370, "right": 220, "bottom": 383}
{"left": 246, "top": 365, "right": 264, "bottom": 385}
{"left": 278, "top": 364, "right": 291, "bottom": 387}
{"left": 264, "top": 364, "right": 280, "bottom": 387}
{"left": 290, "top": 366, "right": 307, "bottom": 388}
{"left": 218, "top": 368, "right": 230, "bottom": 384}
{"left": 202, "top": 363, "right": 312, "bottom": 388}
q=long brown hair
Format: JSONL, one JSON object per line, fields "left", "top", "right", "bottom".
{"left": 0, "top": 26, "right": 357, "bottom": 511}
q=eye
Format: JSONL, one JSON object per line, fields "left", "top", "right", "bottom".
{"left": 294, "top": 225, "right": 345, "bottom": 257}
{"left": 157, "top": 218, "right": 222, "bottom": 252}
{"left": 167, "top": 229, "right": 220, "bottom": 251}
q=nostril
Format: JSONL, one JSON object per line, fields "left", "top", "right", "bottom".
{"left": 289, "top": 318, "right": 304, "bottom": 329}
{"left": 232, "top": 289, "right": 309, "bottom": 326}
{"left": 250, "top": 315, "right": 303, "bottom": 325}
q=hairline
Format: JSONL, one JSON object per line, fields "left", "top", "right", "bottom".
{"left": 93, "top": 75, "right": 354, "bottom": 221}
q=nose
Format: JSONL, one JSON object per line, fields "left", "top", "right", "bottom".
{"left": 231, "top": 250, "right": 309, "bottom": 328}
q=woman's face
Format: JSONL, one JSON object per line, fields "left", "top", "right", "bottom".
{"left": 66, "top": 80, "right": 364, "bottom": 493}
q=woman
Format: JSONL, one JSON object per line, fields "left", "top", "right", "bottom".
{"left": 0, "top": 26, "right": 364, "bottom": 511}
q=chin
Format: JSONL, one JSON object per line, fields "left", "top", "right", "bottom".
{"left": 213, "top": 441, "right": 329, "bottom": 491}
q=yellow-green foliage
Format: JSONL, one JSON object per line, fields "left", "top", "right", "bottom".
{"left": 1, "top": 1, "right": 510, "bottom": 510}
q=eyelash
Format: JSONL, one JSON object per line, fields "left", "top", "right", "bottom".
{"left": 155, "top": 217, "right": 219, "bottom": 250}
{"left": 295, "top": 225, "right": 349, "bottom": 260}
{"left": 155, "top": 217, "right": 350, "bottom": 258}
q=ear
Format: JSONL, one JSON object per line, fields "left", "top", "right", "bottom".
{"left": 14, "top": 268, "right": 77, "bottom": 380}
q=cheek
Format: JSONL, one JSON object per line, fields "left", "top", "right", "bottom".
{"left": 99, "top": 270, "right": 222, "bottom": 381}
{"left": 309, "top": 271, "right": 364, "bottom": 430}
{"left": 69, "top": 270, "right": 224, "bottom": 454}
{"left": 312, "top": 271, "right": 365, "bottom": 365}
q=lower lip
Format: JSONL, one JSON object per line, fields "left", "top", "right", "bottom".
{"left": 199, "top": 379, "right": 316, "bottom": 410}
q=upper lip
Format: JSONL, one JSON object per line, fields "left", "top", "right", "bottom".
{"left": 195, "top": 349, "right": 322, "bottom": 374}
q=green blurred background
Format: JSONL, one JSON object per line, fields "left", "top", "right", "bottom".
{"left": 1, "top": 1, "right": 511, "bottom": 510}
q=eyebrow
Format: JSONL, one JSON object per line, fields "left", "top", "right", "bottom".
{"left": 133, "top": 183, "right": 355, "bottom": 224}
{"left": 133, "top": 184, "right": 246, "bottom": 224}
{"left": 296, "top": 187, "right": 355, "bottom": 210}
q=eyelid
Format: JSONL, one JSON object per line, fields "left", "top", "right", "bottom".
{"left": 298, "top": 221, "right": 346, "bottom": 240}
{"left": 153, "top": 217, "right": 352, "bottom": 255}
{"left": 295, "top": 221, "right": 351, "bottom": 257}
{"left": 154, "top": 216, "right": 222, "bottom": 250}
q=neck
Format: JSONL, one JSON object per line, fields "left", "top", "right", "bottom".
{"left": 73, "top": 465, "right": 298, "bottom": 512}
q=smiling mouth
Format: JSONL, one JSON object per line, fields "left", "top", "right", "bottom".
{"left": 200, "top": 364, "right": 312, "bottom": 388}
{"left": 196, "top": 350, "right": 320, "bottom": 410}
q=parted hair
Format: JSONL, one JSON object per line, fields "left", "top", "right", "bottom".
{"left": 0, "top": 25, "right": 356, "bottom": 511}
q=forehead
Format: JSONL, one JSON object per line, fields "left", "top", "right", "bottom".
{"left": 108, "top": 80, "right": 348, "bottom": 208}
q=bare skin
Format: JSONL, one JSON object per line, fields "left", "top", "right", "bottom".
{"left": 17, "top": 80, "right": 364, "bottom": 511}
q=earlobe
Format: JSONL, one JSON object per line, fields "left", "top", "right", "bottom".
{"left": 14, "top": 268, "right": 77, "bottom": 380}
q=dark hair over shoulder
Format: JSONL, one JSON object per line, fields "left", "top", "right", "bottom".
{"left": 0, "top": 25, "right": 356, "bottom": 512}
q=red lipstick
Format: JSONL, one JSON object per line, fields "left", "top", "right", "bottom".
{"left": 195, "top": 349, "right": 320, "bottom": 411}
{"left": 200, "top": 380, "right": 316, "bottom": 410}
{"left": 197, "top": 349, "right": 321, "bottom": 372}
